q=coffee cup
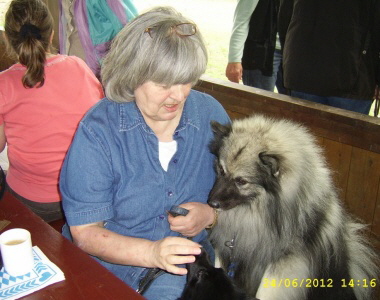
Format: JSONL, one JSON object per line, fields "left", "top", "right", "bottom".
{"left": 0, "top": 228, "right": 34, "bottom": 276}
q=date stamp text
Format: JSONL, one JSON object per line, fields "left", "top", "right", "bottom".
{"left": 263, "top": 278, "right": 377, "bottom": 288}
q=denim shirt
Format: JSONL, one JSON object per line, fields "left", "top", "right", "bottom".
{"left": 60, "top": 89, "right": 230, "bottom": 286}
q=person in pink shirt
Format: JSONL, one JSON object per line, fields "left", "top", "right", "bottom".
{"left": 0, "top": 0, "right": 104, "bottom": 222}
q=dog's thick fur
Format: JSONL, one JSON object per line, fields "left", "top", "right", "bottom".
{"left": 208, "top": 115, "right": 379, "bottom": 300}
{"left": 180, "top": 248, "right": 247, "bottom": 300}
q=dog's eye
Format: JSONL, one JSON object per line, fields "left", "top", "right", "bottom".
{"left": 235, "top": 177, "right": 248, "bottom": 186}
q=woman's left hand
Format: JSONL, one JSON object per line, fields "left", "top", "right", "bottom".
{"left": 168, "top": 202, "right": 215, "bottom": 237}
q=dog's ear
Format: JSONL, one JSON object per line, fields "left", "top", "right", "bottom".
{"left": 259, "top": 152, "right": 280, "bottom": 177}
{"left": 209, "top": 121, "right": 231, "bottom": 155}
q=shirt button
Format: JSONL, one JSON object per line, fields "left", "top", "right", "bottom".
{"left": 173, "top": 159, "right": 178, "bottom": 163}
{"left": 159, "top": 215, "right": 165, "bottom": 220}
{"left": 168, "top": 191, "right": 173, "bottom": 197}
{"left": 175, "top": 131, "right": 179, "bottom": 136}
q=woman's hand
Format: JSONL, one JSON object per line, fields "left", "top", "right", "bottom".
{"left": 147, "top": 236, "right": 201, "bottom": 275}
{"left": 168, "top": 202, "right": 215, "bottom": 237}
{"left": 71, "top": 223, "right": 201, "bottom": 275}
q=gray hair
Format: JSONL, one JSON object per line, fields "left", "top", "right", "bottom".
{"left": 101, "top": 7, "right": 208, "bottom": 102}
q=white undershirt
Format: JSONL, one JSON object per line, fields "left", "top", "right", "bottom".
{"left": 158, "top": 141, "right": 177, "bottom": 171}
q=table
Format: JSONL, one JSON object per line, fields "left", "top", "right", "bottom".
{"left": 0, "top": 191, "right": 144, "bottom": 299}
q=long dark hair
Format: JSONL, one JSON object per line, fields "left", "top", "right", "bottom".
{"left": 4, "top": 0, "right": 53, "bottom": 88}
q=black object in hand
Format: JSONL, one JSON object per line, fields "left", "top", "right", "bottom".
{"left": 168, "top": 205, "right": 189, "bottom": 217}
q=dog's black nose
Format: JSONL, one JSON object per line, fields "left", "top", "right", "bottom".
{"left": 208, "top": 201, "right": 220, "bottom": 209}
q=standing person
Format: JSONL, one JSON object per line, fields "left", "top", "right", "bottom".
{"left": 278, "top": 0, "right": 380, "bottom": 114}
{"left": 59, "top": 6, "right": 230, "bottom": 300}
{"left": 0, "top": 0, "right": 103, "bottom": 222}
{"left": 226, "top": 0, "right": 285, "bottom": 93}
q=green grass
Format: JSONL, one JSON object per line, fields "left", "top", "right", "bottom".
{"left": 370, "top": 101, "right": 378, "bottom": 117}
{"left": 203, "top": 32, "right": 230, "bottom": 79}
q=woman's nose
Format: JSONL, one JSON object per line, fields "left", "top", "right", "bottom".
{"left": 169, "top": 85, "right": 187, "bottom": 101}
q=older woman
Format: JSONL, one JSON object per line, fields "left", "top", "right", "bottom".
{"left": 60, "top": 7, "right": 230, "bottom": 299}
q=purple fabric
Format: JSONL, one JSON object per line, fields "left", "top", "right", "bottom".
{"left": 73, "top": 0, "right": 98, "bottom": 75}
{"left": 107, "top": 0, "right": 127, "bottom": 24}
{"left": 58, "top": 0, "right": 135, "bottom": 77}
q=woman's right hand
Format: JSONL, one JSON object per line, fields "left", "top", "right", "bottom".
{"left": 147, "top": 236, "right": 201, "bottom": 275}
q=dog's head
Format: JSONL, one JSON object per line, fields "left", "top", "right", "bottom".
{"left": 180, "top": 248, "right": 246, "bottom": 300}
{"left": 207, "top": 115, "right": 329, "bottom": 238}
{"left": 208, "top": 118, "right": 282, "bottom": 211}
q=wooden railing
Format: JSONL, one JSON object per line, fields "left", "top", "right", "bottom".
{"left": 195, "top": 76, "right": 380, "bottom": 250}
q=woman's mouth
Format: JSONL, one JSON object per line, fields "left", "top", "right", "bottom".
{"left": 164, "top": 103, "right": 179, "bottom": 112}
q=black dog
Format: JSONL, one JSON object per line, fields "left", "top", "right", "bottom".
{"left": 180, "top": 249, "right": 248, "bottom": 300}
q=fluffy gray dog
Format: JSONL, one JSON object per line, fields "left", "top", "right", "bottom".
{"left": 208, "top": 115, "right": 378, "bottom": 300}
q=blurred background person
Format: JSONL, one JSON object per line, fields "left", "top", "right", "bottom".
{"left": 226, "top": 0, "right": 286, "bottom": 94}
{"left": 279, "top": 0, "right": 380, "bottom": 114}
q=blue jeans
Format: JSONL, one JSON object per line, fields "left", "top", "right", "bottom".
{"left": 243, "top": 49, "right": 284, "bottom": 93}
{"left": 291, "top": 91, "right": 373, "bottom": 115}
